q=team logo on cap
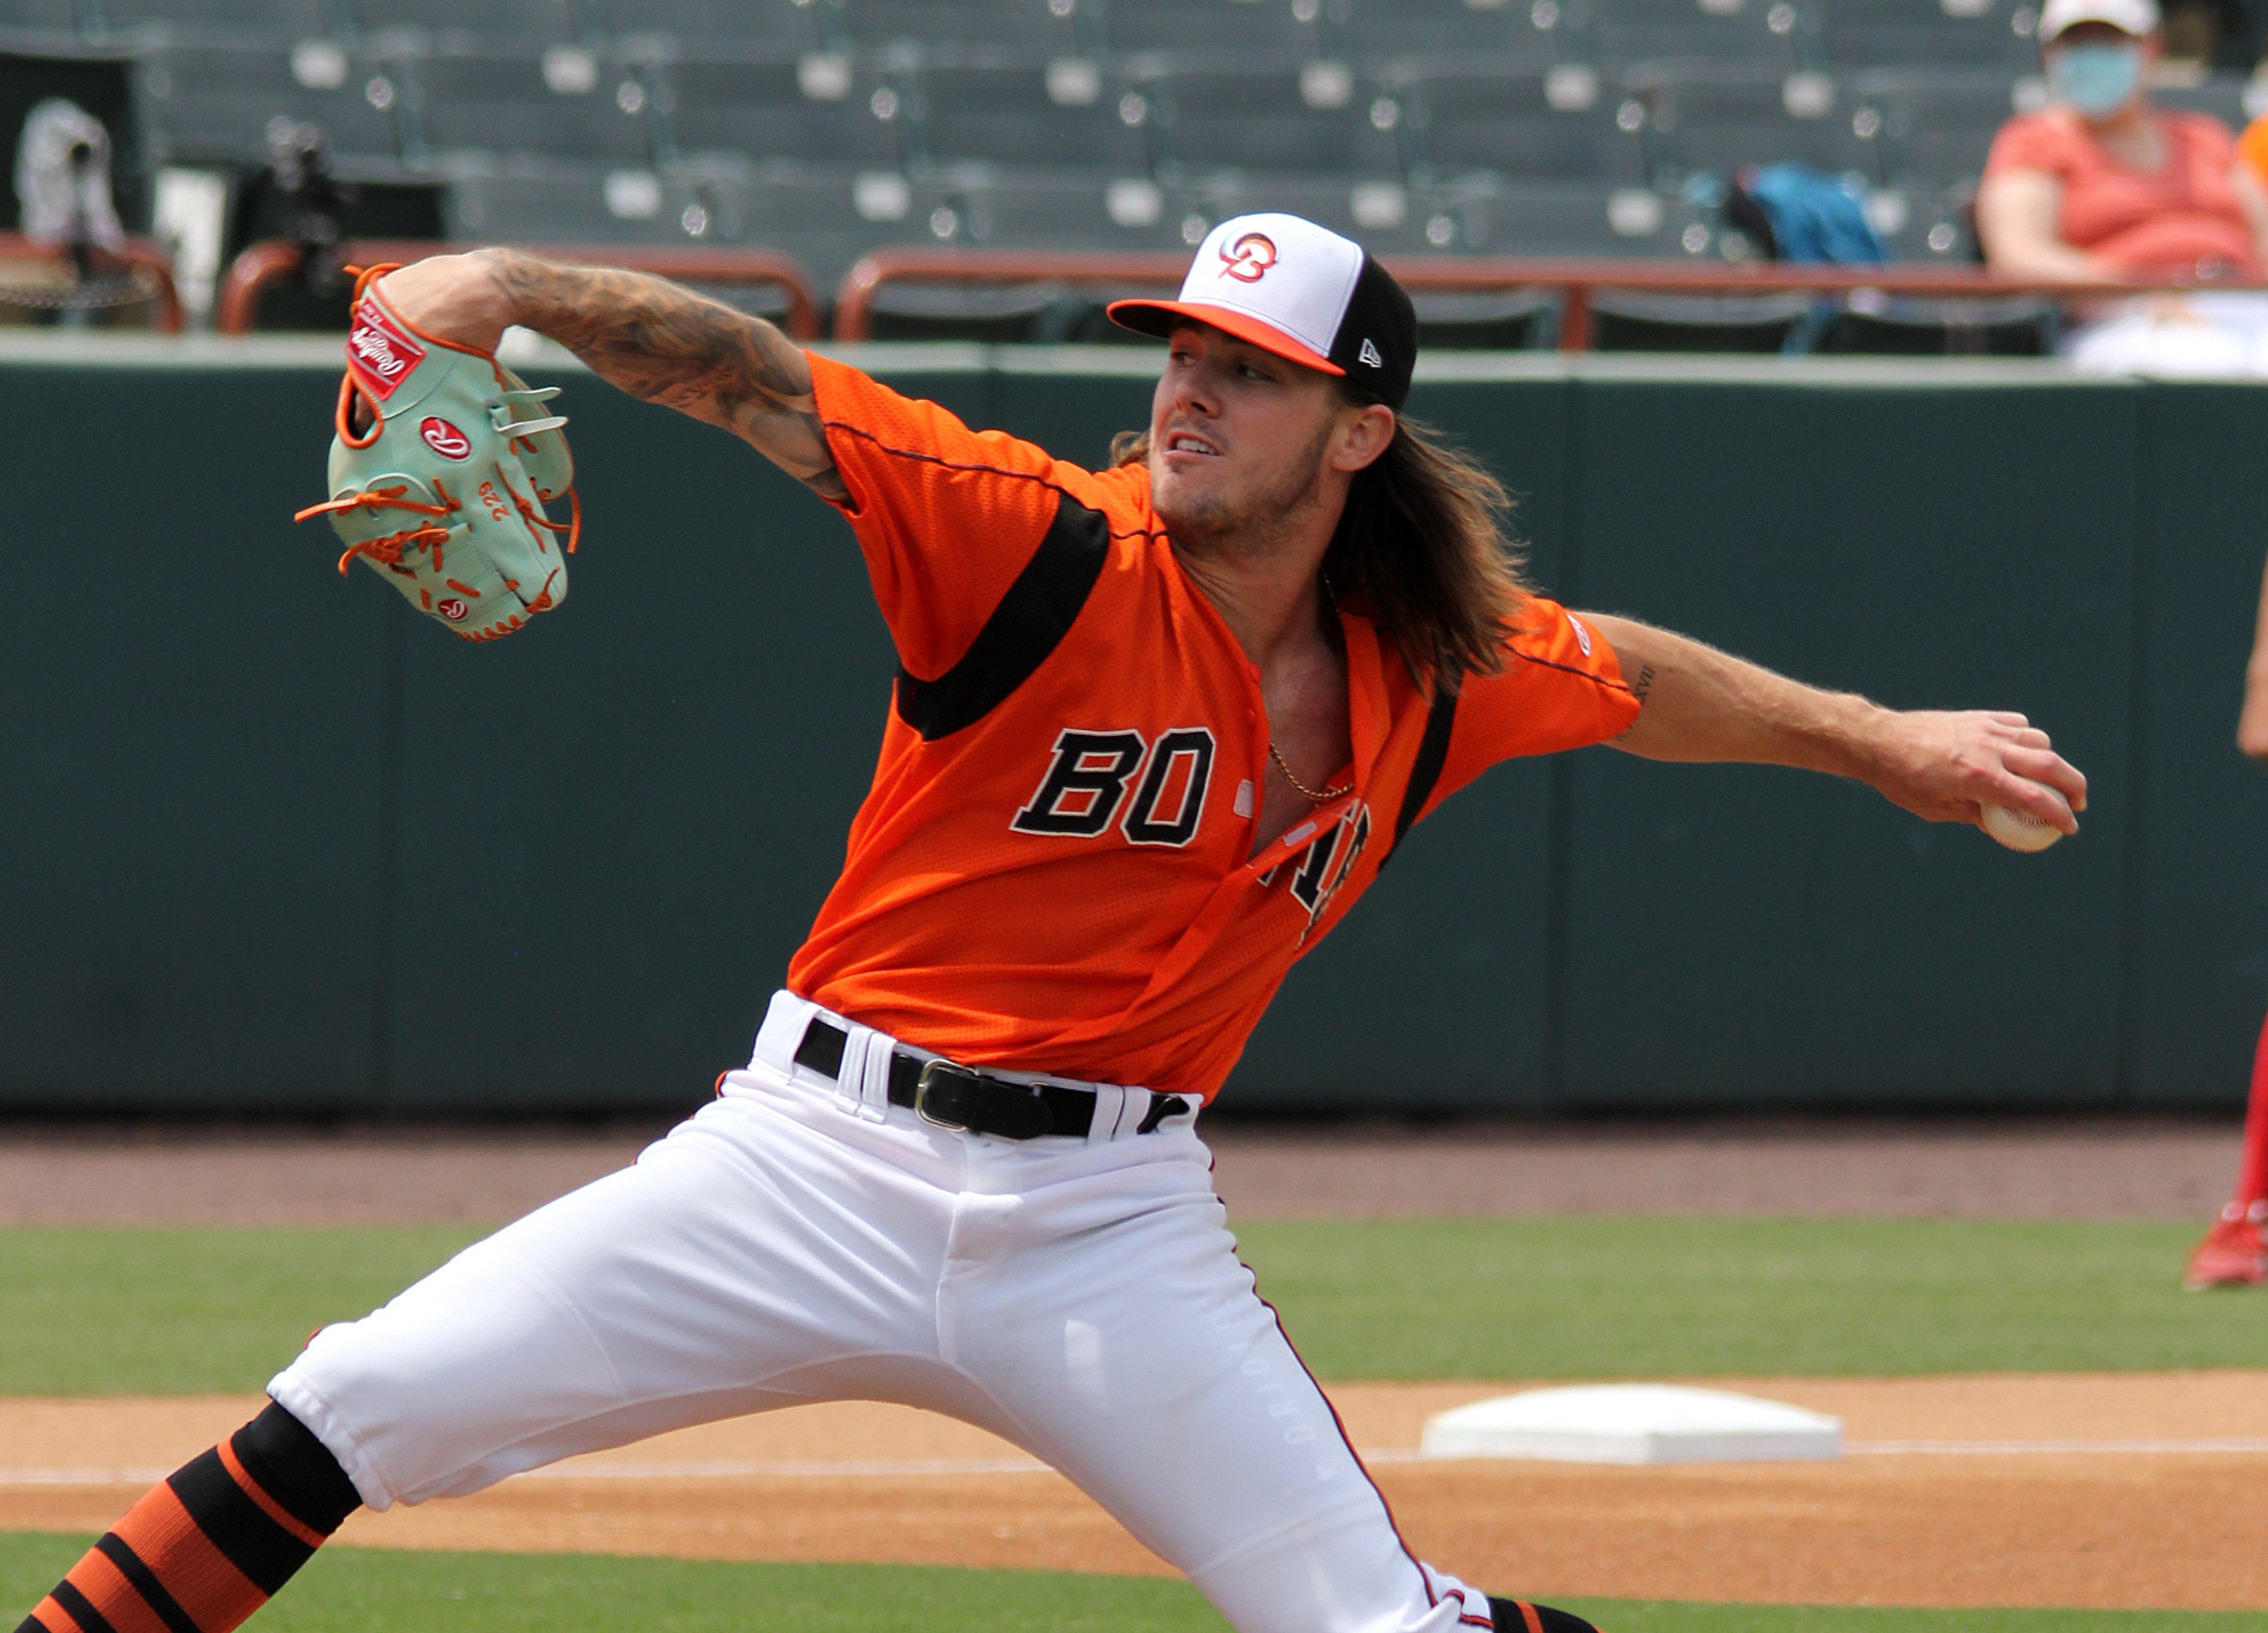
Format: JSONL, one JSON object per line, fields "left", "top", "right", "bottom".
{"left": 1358, "top": 338, "right": 1384, "bottom": 369}
{"left": 1218, "top": 232, "right": 1278, "bottom": 283}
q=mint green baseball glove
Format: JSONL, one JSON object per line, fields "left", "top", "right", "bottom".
{"left": 294, "top": 262, "right": 578, "bottom": 642}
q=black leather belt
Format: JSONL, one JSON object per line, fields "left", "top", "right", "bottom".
{"left": 793, "top": 1018, "right": 1189, "bottom": 1141}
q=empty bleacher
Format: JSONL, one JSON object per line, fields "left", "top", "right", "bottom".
{"left": 1394, "top": 61, "right": 1647, "bottom": 185}
{"left": 133, "top": 34, "right": 406, "bottom": 165}
{"left": 907, "top": 55, "right": 1152, "bottom": 173}
{"left": 1624, "top": 62, "right": 1875, "bottom": 187}
{"left": 3, "top": 0, "right": 2261, "bottom": 345}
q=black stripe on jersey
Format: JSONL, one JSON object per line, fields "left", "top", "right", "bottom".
{"left": 893, "top": 492, "right": 1111, "bottom": 741}
{"left": 1385, "top": 668, "right": 1461, "bottom": 865}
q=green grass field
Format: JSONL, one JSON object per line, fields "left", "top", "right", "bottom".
{"left": 0, "top": 1218, "right": 2260, "bottom": 1394}
{"left": 4, "top": 1219, "right": 2263, "bottom": 1630}
{"left": 0, "top": 1532, "right": 2259, "bottom": 1633}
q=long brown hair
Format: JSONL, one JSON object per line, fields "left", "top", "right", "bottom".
{"left": 1111, "top": 394, "right": 1530, "bottom": 683}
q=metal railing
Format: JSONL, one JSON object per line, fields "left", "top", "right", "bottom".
{"left": 0, "top": 234, "right": 183, "bottom": 333}
{"left": 215, "top": 240, "right": 823, "bottom": 339}
{"left": 834, "top": 246, "right": 2256, "bottom": 350}
{"left": 208, "top": 236, "right": 2268, "bottom": 352}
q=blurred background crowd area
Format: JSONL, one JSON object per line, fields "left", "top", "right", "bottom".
{"left": 5, "top": 0, "right": 2268, "bottom": 349}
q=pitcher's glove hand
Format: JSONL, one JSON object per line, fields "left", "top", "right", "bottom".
{"left": 294, "top": 262, "right": 579, "bottom": 642}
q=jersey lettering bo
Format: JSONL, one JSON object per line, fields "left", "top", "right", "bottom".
{"left": 787, "top": 356, "right": 1640, "bottom": 1102}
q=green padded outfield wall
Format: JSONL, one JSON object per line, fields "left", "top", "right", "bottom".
{"left": 1, "top": 338, "right": 2262, "bottom": 1114}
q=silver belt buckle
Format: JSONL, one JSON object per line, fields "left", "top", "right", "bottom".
{"left": 913, "top": 1057, "right": 979, "bottom": 1132}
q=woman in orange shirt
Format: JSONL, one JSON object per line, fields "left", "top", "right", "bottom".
{"left": 1977, "top": 0, "right": 2268, "bottom": 371}
{"left": 1979, "top": 0, "right": 2268, "bottom": 281}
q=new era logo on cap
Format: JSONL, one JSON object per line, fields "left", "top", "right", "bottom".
{"left": 1107, "top": 212, "right": 1418, "bottom": 410}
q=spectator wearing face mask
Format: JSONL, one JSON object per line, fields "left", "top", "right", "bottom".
{"left": 1976, "top": 0, "right": 2268, "bottom": 371}
{"left": 1978, "top": 0, "right": 2268, "bottom": 285}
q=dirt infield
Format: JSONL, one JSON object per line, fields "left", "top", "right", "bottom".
{"left": 3, "top": 1376, "right": 2264, "bottom": 1610}
{"left": 3, "top": 1119, "right": 2256, "bottom": 1611}
{"left": 0, "top": 1115, "right": 2241, "bottom": 1223}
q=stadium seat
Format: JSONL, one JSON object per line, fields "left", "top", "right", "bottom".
{"left": 409, "top": 46, "right": 655, "bottom": 164}
{"left": 136, "top": 35, "right": 405, "bottom": 164}
{"left": 87, "top": 0, "right": 331, "bottom": 40}
{"left": 910, "top": 58, "right": 1154, "bottom": 173}
{"left": 342, "top": 0, "right": 590, "bottom": 46}
{"left": 1095, "top": 0, "right": 1325, "bottom": 57}
{"left": 734, "top": 164, "right": 975, "bottom": 290}
{"left": 0, "top": 1, "right": 79, "bottom": 37}
{"left": 657, "top": 54, "right": 911, "bottom": 170}
{"left": 1588, "top": 287, "right": 1818, "bottom": 348}
{"left": 1853, "top": 67, "right": 2029, "bottom": 189}
{"left": 934, "top": 168, "right": 1188, "bottom": 247}
{"left": 1624, "top": 62, "right": 1878, "bottom": 188}
{"left": 1858, "top": 182, "right": 1974, "bottom": 258}
{"left": 447, "top": 160, "right": 748, "bottom": 246}
{"left": 847, "top": 0, "right": 1086, "bottom": 54}
{"left": 1810, "top": 291, "right": 2055, "bottom": 352}
{"left": 1144, "top": 59, "right": 1399, "bottom": 177}
{"left": 1145, "top": 172, "right": 1443, "bottom": 253}
{"left": 1810, "top": 0, "right": 2040, "bottom": 70}
{"left": 2152, "top": 70, "right": 2265, "bottom": 132}
{"left": 1587, "top": 0, "right": 1799, "bottom": 66}
{"left": 1394, "top": 61, "right": 1645, "bottom": 185}
{"left": 1411, "top": 288, "right": 1560, "bottom": 347}
{"left": 1343, "top": 0, "right": 1555, "bottom": 61}
{"left": 581, "top": 0, "right": 836, "bottom": 55}
{"left": 834, "top": 170, "right": 1182, "bottom": 342}
{"left": 1451, "top": 174, "right": 1698, "bottom": 253}
{"left": 863, "top": 278, "right": 1119, "bottom": 340}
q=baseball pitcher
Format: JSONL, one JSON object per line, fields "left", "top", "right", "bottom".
{"left": 17, "top": 213, "right": 2087, "bottom": 1633}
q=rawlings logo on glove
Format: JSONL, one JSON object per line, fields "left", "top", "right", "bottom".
{"left": 296, "top": 263, "right": 580, "bottom": 643}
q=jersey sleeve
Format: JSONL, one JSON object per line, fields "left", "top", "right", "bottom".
{"left": 1983, "top": 110, "right": 2073, "bottom": 181}
{"left": 805, "top": 351, "right": 1074, "bottom": 681}
{"left": 1405, "top": 597, "right": 1641, "bottom": 828}
{"left": 2239, "top": 113, "right": 2268, "bottom": 186}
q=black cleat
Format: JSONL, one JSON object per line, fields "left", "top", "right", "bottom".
{"left": 1488, "top": 1598, "right": 1603, "bottom": 1633}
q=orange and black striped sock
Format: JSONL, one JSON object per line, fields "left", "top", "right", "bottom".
{"left": 16, "top": 1403, "right": 360, "bottom": 1633}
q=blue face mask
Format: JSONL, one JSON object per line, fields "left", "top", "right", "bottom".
{"left": 2048, "top": 41, "right": 2145, "bottom": 118}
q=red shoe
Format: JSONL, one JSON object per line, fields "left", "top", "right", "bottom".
{"left": 2184, "top": 1206, "right": 2268, "bottom": 1290}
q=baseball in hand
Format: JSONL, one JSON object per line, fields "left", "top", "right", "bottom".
{"left": 1979, "top": 800, "right": 2064, "bottom": 853}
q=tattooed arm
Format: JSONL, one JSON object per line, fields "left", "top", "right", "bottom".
{"left": 1580, "top": 612, "right": 2086, "bottom": 835}
{"left": 373, "top": 249, "right": 845, "bottom": 501}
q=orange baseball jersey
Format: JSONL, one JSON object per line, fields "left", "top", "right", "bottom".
{"left": 785, "top": 354, "right": 1641, "bottom": 1101}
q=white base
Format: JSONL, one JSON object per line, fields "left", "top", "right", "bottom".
{"left": 1418, "top": 1384, "right": 1843, "bottom": 1466}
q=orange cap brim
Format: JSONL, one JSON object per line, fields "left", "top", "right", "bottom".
{"left": 1105, "top": 298, "right": 1346, "bottom": 376}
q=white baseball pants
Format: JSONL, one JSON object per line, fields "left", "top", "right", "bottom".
{"left": 269, "top": 993, "right": 1492, "bottom": 1633}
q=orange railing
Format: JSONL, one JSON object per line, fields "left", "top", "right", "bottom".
{"left": 215, "top": 240, "right": 822, "bottom": 339}
{"left": 0, "top": 233, "right": 182, "bottom": 333}
{"left": 209, "top": 236, "right": 2268, "bottom": 352}
{"left": 834, "top": 247, "right": 2256, "bottom": 350}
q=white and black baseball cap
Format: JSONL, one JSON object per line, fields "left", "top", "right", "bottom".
{"left": 2038, "top": 0, "right": 2158, "bottom": 38}
{"left": 1108, "top": 213, "right": 1418, "bottom": 411}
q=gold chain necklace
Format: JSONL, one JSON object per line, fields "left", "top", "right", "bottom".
{"left": 1268, "top": 740, "right": 1351, "bottom": 804}
{"left": 1268, "top": 571, "right": 1351, "bottom": 804}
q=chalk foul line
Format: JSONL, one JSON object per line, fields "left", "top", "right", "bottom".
{"left": 1844, "top": 1437, "right": 2268, "bottom": 1456}
{"left": 6, "top": 1439, "right": 2268, "bottom": 1487}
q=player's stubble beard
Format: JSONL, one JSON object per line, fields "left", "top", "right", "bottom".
{"left": 1153, "top": 414, "right": 1340, "bottom": 570}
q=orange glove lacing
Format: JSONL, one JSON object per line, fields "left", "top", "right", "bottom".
{"left": 292, "top": 478, "right": 463, "bottom": 576}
